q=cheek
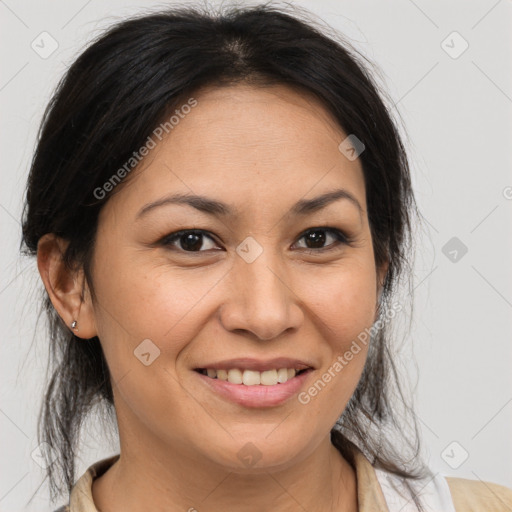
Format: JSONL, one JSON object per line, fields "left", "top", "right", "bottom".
{"left": 291, "top": 259, "right": 377, "bottom": 418}
{"left": 89, "top": 256, "right": 219, "bottom": 438}
{"left": 303, "top": 258, "right": 378, "bottom": 343}
{"left": 90, "top": 248, "right": 224, "bottom": 373}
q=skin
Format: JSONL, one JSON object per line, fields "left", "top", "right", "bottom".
{"left": 38, "top": 83, "right": 388, "bottom": 512}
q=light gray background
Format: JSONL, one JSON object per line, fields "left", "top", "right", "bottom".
{"left": 1, "top": 0, "right": 511, "bottom": 510}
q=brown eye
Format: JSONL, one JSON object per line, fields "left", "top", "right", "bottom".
{"left": 294, "top": 227, "right": 348, "bottom": 251}
{"left": 161, "top": 230, "right": 219, "bottom": 252}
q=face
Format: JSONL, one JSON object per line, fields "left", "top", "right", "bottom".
{"left": 86, "top": 83, "right": 385, "bottom": 471}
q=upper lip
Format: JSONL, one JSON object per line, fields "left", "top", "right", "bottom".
{"left": 194, "top": 357, "right": 314, "bottom": 372}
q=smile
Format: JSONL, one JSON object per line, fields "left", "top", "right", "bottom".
{"left": 194, "top": 367, "right": 313, "bottom": 408}
{"left": 195, "top": 367, "right": 308, "bottom": 386}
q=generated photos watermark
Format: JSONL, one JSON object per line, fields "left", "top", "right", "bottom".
{"left": 298, "top": 300, "right": 402, "bottom": 405}
{"left": 93, "top": 97, "right": 198, "bottom": 200}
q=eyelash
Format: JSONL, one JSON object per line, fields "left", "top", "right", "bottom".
{"left": 159, "top": 227, "right": 351, "bottom": 254}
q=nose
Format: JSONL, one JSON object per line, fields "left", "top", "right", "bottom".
{"left": 219, "top": 249, "right": 303, "bottom": 341}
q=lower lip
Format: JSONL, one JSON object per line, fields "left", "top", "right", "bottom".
{"left": 194, "top": 370, "right": 313, "bottom": 408}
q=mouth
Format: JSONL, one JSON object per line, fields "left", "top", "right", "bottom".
{"left": 193, "top": 366, "right": 314, "bottom": 408}
{"left": 194, "top": 367, "right": 310, "bottom": 385}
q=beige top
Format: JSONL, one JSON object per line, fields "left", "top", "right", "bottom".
{"left": 55, "top": 445, "right": 512, "bottom": 511}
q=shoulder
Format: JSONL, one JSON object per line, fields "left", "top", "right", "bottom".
{"left": 52, "top": 454, "right": 120, "bottom": 512}
{"left": 446, "top": 476, "right": 512, "bottom": 511}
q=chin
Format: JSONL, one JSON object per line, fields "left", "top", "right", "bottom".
{"left": 200, "top": 432, "right": 314, "bottom": 473}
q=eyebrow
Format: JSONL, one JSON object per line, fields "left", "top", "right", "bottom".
{"left": 136, "top": 188, "right": 363, "bottom": 219}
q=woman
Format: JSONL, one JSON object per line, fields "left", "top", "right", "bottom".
{"left": 21, "top": 3, "right": 512, "bottom": 511}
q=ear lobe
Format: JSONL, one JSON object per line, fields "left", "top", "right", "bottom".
{"left": 37, "top": 234, "right": 97, "bottom": 339}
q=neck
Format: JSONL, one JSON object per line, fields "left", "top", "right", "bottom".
{"left": 92, "top": 425, "right": 358, "bottom": 512}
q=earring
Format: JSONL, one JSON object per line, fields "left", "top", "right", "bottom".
{"left": 71, "top": 320, "right": 78, "bottom": 331}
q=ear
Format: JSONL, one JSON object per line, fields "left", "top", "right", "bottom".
{"left": 37, "top": 234, "right": 97, "bottom": 339}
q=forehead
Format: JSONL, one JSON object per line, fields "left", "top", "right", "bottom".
{"left": 167, "top": 83, "right": 349, "bottom": 163}
{"left": 102, "top": 83, "right": 367, "bottom": 220}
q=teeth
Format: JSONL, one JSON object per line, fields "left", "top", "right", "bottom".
{"left": 217, "top": 369, "right": 228, "bottom": 381}
{"left": 227, "top": 369, "right": 243, "bottom": 384}
{"left": 261, "top": 370, "right": 278, "bottom": 385}
{"left": 200, "top": 367, "right": 303, "bottom": 385}
{"left": 278, "top": 368, "right": 289, "bottom": 383}
{"left": 242, "top": 370, "right": 260, "bottom": 386}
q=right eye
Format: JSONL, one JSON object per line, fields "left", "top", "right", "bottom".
{"left": 159, "top": 229, "right": 222, "bottom": 253}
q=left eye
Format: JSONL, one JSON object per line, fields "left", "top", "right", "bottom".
{"left": 294, "top": 227, "right": 348, "bottom": 251}
{"left": 160, "top": 227, "right": 348, "bottom": 253}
